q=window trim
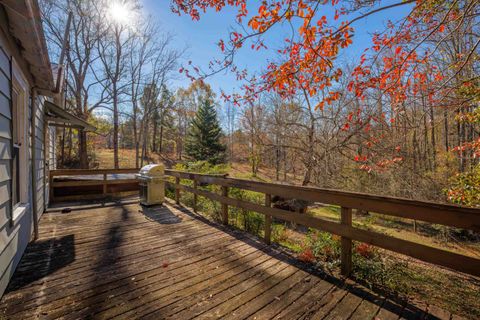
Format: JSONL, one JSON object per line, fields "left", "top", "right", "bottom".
{"left": 11, "top": 86, "right": 21, "bottom": 209}
{"left": 11, "top": 203, "right": 29, "bottom": 226}
{"left": 10, "top": 58, "right": 29, "bottom": 217}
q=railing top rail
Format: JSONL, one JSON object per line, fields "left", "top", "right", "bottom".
{"left": 164, "top": 169, "right": 480, "bottom": 231}
{"left": 51, "top": 168, "right": 140, "bottom": 176}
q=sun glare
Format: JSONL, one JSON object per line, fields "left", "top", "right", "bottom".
{"left": 108, "top": 2, "right": 133, "bottom": 25}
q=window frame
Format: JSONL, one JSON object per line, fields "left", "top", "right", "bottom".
{"left": 10, "top": 59, "right": 29, "bottom": 222}
{"left": 11, "top": 86, "right": 20, "bottom": 209}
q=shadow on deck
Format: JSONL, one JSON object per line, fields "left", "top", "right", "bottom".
{"left": 0, "top": 200, "right": 460, "bottom": 319}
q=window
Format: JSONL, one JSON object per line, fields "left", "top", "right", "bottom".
{"left": 12, "top": 87, "right": 20, "bottom": 207}
{"left": 11, "top": 77, "right": 26, "bottom": 212}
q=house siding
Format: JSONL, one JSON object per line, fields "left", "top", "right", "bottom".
{"left": 0, "top": 25, "right": 49, "bottom": 297}
{"left": 34, "top": 96, "right": 46, "bottom": 214}
{"left": 0, "top": 43, "right": 12, "bottom": 239}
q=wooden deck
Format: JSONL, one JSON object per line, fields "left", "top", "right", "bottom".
{"left": 0, "top": 201, "right": 460, "bottom": 320}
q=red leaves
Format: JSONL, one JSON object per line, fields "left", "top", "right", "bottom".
{"left": 298, "top": 248, "right": 315, "bottom": 263}
{"left": 453, "top": 138, "right": 480, "bottom": 159}
{"left": 218, "top": 40, "right": 225, "bottom": 52}
{"left": 317, "top": 15, "right": 327, "bottom": 27}
{"left": 315, "top": 101, "right": 324, "bottom": 110}
{"left": 171, "top": 0, "right": 457, "bottom": 132}
{"left": 231, "top": 32, "right": 242, "bottom": 43}
{"left": 354, "top": 155, "right": 367, "bottom": 162}
{"left": 356, "top": 243, "right": 375, "bottom": 259}
{"left": 248, "top": 18, "right": 260, "bottom": 30}
{"left": 258, "top": 5, "right": 267, "bottom": 15}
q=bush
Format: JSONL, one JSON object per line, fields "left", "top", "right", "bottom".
{"left": 298, "top": 247, "right": 315, "bottom": 263}
{"left": 271, "top": 224, "right": 289, "bottom": 243}
{"left": 355, "top": 242, "right": 375, "bottom": 259}
{"left": 309, "top": 231, "right": 341, "bottom": 264}
{"left": 228, "top": 186, "right": 265, "bottom": 236}
{"left": 174, "top": 160, "right": 230, "bottom": 175}
{"left": 445, "top": 164, "right": 480, "bottom": 207}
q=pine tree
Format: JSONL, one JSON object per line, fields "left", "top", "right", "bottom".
{"left": 185, "top": 99, "right": 226, "bottom": 164}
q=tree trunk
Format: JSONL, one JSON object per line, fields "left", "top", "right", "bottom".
{"left": 429, "top": 104, "right": 436, "bottom": 170}
{"left": 60, "top": 127, "right": 65, "bottom": 166}
{"left": 152, "top": 116, "right": 158, "bottom": 152}
{"left": 133, "top": 115, "right": 139, "bottom": 168}
{"left": 67, "top": 128, "right": 73, "bottom": 161}
{"left": 302, "top": 111, "right": 315, "bottom": 186}
{"left": 275, "top": 134, "right": 280, "bottom": 181}
{"left": 113, "top": 84, "right": 119, "bottom": 169}
{"left": 78, "top": 130, "right": 88, "bottom": 168}
{"left": 159, "top": 123, "right": 164, "bottom": 153}
{"left": 444, "top": 109, "right": 449, "bottom": 152}
{"left": 141, "top": 118, "right": 149, "bottom": 167}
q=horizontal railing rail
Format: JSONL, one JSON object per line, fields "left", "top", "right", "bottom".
{"left": 164, "top": 169, "right": 480, "bottom": 277}
{"left": 50, "top": 168, "right": 139, "bottom": 176}
{"left": 49, "top": 168, "right": 140, "bottom": 202}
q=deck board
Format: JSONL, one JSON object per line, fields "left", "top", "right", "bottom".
{"left": 0, "top": 201, "right": 459, "bottom": 319}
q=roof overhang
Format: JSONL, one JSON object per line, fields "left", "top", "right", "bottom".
{"left": 45, "top": 101, "right": 96, "bottom": 132}
{"left": 1, "top": 0, "right": 55, "bottom": 94}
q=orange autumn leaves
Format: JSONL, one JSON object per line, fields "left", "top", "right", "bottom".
{"left": 172, "top": 0, "right": 352, "bottom": 108}
{"left": 171, "top": 0, "right": 468, "bottom": 171}
{"left": 171, "top": 0, "right": 458, "bottom": 109}
{"left": 247, "top": 1, "right": 351, "bottom": 109}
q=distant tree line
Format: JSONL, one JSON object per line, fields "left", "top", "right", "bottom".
{"left": 41, "top": 0, "right": 182, "bottom": 169}
{"left": 40, "top": 0, "right": 479, "bottom": 205}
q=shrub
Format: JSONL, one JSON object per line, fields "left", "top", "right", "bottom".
{"left": 355, "top": 242, "right": 375, "bottom": 259}
{"left": 271, "top": 224, "right": 289, "bottom": 243}
{"left": 309, "top": 230, "right": 341, "bottom": 263}
{"left": 298, "top": 247, "right": 315, "bottom": 263}
{"left": 445, "top": 164, "right": 480, "bottom": 207}
{"left": 174, "top": 161, "right": 230, "bottom": 175}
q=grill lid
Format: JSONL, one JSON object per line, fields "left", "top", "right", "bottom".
{"left": 139, "top": 164, "right": 165, "bottom": 177}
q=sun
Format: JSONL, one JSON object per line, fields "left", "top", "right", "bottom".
{"left": 108, "top": 1, "right": 133, "bottom": 25}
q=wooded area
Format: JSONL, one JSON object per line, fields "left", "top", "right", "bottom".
{"left": 40, "top": 0, "right": 479, "bottom": 206}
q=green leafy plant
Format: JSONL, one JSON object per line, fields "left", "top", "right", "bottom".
{"left": 445, "top": 164, "right": 480, "bottom": 207}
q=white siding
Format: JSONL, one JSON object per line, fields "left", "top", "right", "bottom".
{"left": 0, "top": 28, "right": 49, "bottom": 297}
{"left": 48, "top": 126, "right": 56, "bottom": 170}
{"left": 0, "top": 37, "right": 13, "bottom": 236}
{"left": 0, "top": 34, "right": 24, "bottom": 298}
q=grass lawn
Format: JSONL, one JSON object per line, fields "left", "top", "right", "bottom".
{"left": 91, "top": 148, "right": 165, "bottom": 169}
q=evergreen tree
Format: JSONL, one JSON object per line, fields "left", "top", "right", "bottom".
{"left": 185, "top": 99, "right": 226, "bottom": 164}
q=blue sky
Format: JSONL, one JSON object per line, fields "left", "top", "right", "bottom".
{"left": 143, "top": 1, "right": 412, "bottom": 99}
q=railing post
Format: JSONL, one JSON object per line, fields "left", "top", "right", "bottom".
{"left": 175, "top": 176, "right": 180, "bottom": 205}
{"left": 103, "top": 173, "right": 107, "bottom": 195}
{"left": 264, "top": 193, "right": 272, "bottom": 245}
{"left": 341, "top": 207, "right": 353, "bottom": 276}
{"left": 221, "top": 186, "right": 228, "bottom": 225}
{"left": 193, "top": 178, "right": 198, "bottom": 212}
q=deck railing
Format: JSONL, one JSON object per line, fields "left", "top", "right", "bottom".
{"left": 164, "top": 169, "right": 480, "bottom": 277}
{"left": 49, "top": 168, "right": 139, "bottom": 202}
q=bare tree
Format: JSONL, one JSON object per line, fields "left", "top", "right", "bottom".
{"left": 41, "top": 0, "right": 109, "bottom": 168}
